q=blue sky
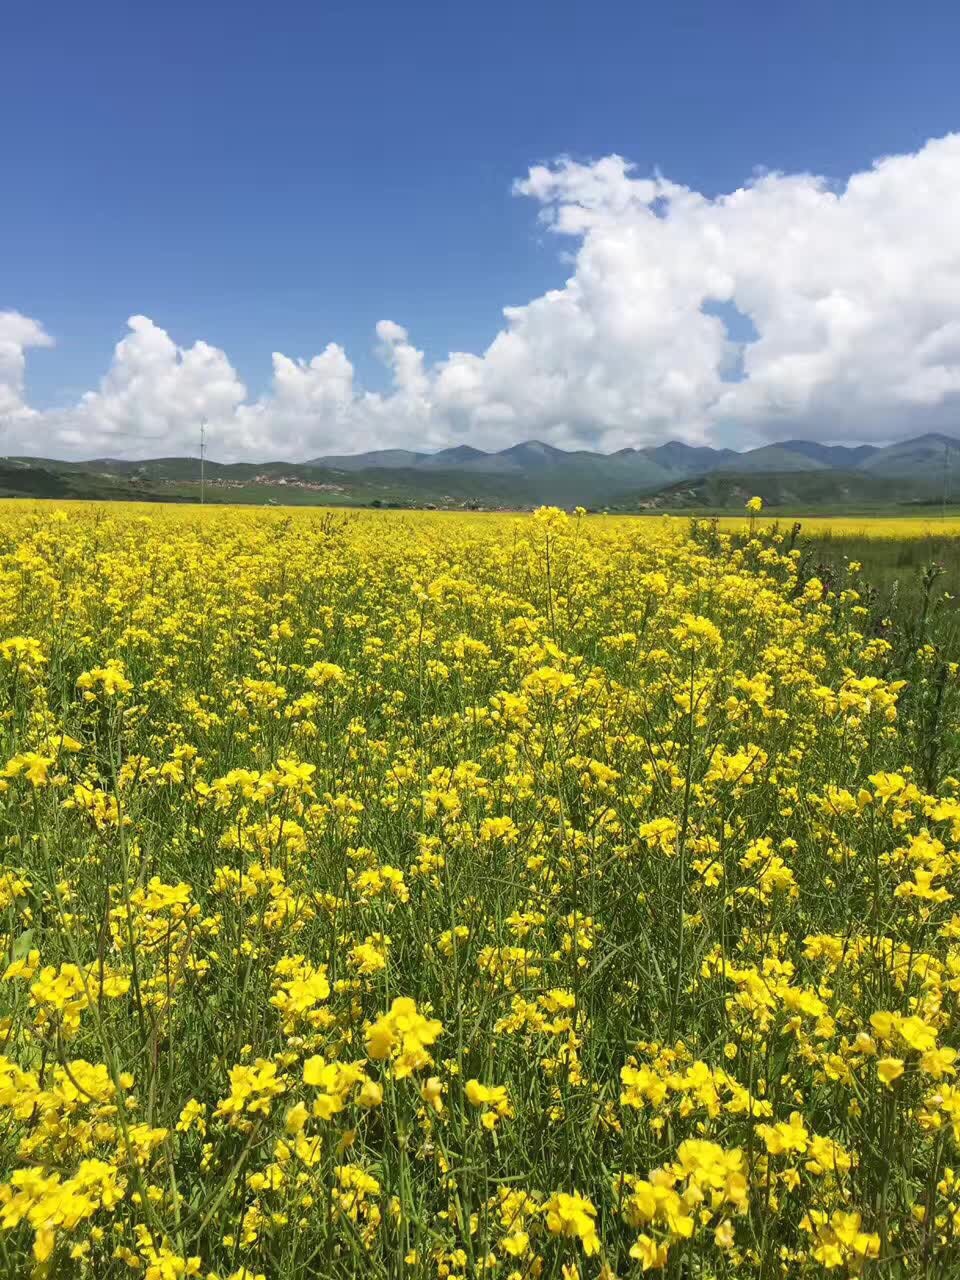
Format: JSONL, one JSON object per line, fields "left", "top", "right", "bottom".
{"left": 4, "top": 1, "right": 960, "bottom": 458}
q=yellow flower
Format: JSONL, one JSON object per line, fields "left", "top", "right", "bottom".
{"left": 543, "top": 1192, "right": 600, "bottom": 1255}
{"left": 714, "top": 1219, "right": 735, "bottom": 1250}
{"left": 357, "top": 1081, "right": 384, "bottom": 1108}
{"left": 630, "top": 1234, "right": 669, "bottom": 1269}
{"left": 877, "top": 1057, "right": 905, "bottom": 1087}
{"left": 284, "top": 1102, "right": 309, "bottom": 1134}
{"left": 757, "top": 1111, "right": 808, "bottom": 1156}
{"left": 364, "top": 997, "right": 443, "bottom": 1077}
{"left": 465, "top": 1078, "right": 513, "bottom": 1128}
{"left": 420, "top": 1076, "right": 445, "bottom": 1113}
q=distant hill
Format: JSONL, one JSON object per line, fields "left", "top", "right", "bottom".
{"left": 775, "top": 440, "right": 880, "bottom": 468}
{"left": 3, "top": 431, "right": 958, "bottom": 510}
{"left": 644, "top": 441, "right": 740, "bottom": 473}
{"left": 627, "top": 469, "right": 920, "bottom": 512}
{"left": 307, "top": 449, "right": 424, "bottom": 471}
{"left": 715, "top": 444, "right": 835, "bottom": 473}
{"left": 859, "top": 432, "right": 960, "bottom": 483}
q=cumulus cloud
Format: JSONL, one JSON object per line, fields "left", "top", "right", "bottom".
{"left": 8, "top": 133, "right": 960, "bottom": 459}
{"left": 0, "top": 312, "right": 53, "bottom": 420}
{"left": 50, "top": 316, "right": 249, "bottom": 454}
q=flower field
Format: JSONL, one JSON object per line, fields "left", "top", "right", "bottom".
{"left": 2, "top": 502, "right": 960, "bottom": 1278}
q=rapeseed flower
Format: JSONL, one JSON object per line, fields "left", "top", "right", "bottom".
{"left": 0, "top": 501, "right": 955, "bottom": 1274}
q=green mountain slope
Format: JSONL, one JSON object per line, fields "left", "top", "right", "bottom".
{"left": 715, "top": 444, "right": 832, "bottom": 472}
{"left": 0, "top": 461, "right": 193, "bottom": 502}
{"left": 859, "top": 433, "right": 959, "bottom": 483}
{"left": 643, "top": 442, "right": 740, "bottom": 474}
{"left": 305, "top": 449, "right": 425, "bottom": 471}
{"left": 778, "top": 440, "right": 880, "bottom": 467}
{"left": 5, "top": 431, "right": 959, "bottom": 510}
{"left": 621, "top": 470, "right": 922, "bottom": 512}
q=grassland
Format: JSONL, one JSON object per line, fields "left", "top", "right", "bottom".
{"left": 0, "top": 503, "right": 959, "bottom": 1278}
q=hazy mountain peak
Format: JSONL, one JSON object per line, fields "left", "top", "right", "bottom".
{"left": 433, "top": 444, "right": 489, "bottom": 460}
{"left": 500, "top": 440, "right": 565, "bottom": 456}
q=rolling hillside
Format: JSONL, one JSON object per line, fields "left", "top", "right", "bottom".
{"left": 2, "top": 431, "right": 957, "bottom": 510}
{"left": 624, "top": 469, "right": 922, "bottom": 512}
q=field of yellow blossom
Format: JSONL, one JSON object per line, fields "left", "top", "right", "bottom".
{"left": 1, "top": 501, "right": 960, "bottom": 1279}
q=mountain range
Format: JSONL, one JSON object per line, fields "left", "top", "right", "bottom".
{"left": 2, "top": 432, "right": 958, "bottom": 511}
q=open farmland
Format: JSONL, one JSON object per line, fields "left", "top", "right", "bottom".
{"left": 1, "top": 503, "right": 960, "bottom": 1278}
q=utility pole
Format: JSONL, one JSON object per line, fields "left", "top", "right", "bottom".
{"left": 200, "top": 418, "right": 206, "bottom": 505}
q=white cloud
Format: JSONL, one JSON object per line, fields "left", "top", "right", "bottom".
{"left": 8, "top": 133, "right": 960, "bottom": 459}
{"left": 45, "top": 316, "right": 248, "bottom": 455}
{"left": 0, "top": 312, "right": 53, "bottom": 421}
